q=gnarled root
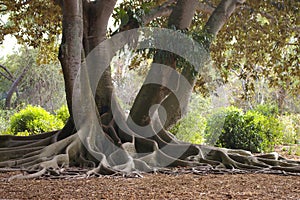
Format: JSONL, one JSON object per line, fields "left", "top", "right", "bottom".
{"left": 0, "top": 117, "right": 299, "bottom": 180}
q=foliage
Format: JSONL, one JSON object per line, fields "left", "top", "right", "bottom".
{"left": 0, "top": 48, "right": 66, "bottom": 111}
{"left": 211, "top": 0, "right": 300, "bottom": 98}
{"left": 0, "top": 116, "right": 8, "bottom": 134}
{"left": 253, "top": 103, "right": 279, "bottom": 117}
{"left": 55, "top": 105, "right": 70, "bottom": 124}
{"left": 0, "top": 0, "right": 61, "bottom": 63}
{"left": 170, "top": 94, "right": 211, "bottom": 144}
{"left": 205, "top": 106, "right": 284, "bottom": 153}
{"left": 9, "top": 105, "right": 64, "bottom": 135}
{"left": 279, "top": 114, "right": 300, "bottom": 145}
{"left": 171, "top": 111, "right": 206, "bottom": 144}
{"left": 0, "top": 106, "right": 22, "bottom": 134}
{"left": 1, "top": 0, "right": 299, "bottom": 111}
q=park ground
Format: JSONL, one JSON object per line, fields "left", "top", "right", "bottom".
{"left": 0, "top": 146, "right": 299, "bottom": 199}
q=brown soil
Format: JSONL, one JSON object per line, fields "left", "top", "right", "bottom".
{"left": 0, "top": 172, "right": 300, "bottom": 199}
{"left": 0, "top": 147, "right": 299, "bottom": 200}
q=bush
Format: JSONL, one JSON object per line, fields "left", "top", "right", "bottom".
{"left": 253, "top": 103, "right": 279, "bottom": 117}
{"left": 204, "top": 106, "right": 242, "bottom": 147}
{"left": 170, "top": 111, "right": 206, "bottom": 144}
{"left": 170, "top": 94, "right": 210, "bottom": 144}
{"left": 0, "top": 108, "right": 19, "bottom": 135}
{"left": 55, "top": 105, "right": 70, "bottom": 123}
{"left": 9, "top": 105, "right": 64, "bottom": 135}
{"left": 246, "top": 110, "right": 283, "bottom": 152}
{"left": 205, "top": 106, "right": 283, "bottom": 153}
{"left": 279, "top": 114, "right": 300, "bottom": 144}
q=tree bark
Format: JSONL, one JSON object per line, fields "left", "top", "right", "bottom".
{"left": 58, "top": 0, "right": 83, "bottom": 116}
{"left": 56, "top": 0, "right": 83, "bottom": 141}
{"left": 142, "top": 1, "right": 215, "bottom": 25}
{"left": 128, "top": 0, "right": 198, "bottom": 132}
{"left": 161, "top": 0, "right": 246, "bottom": 129}
{"left": 5, "top": 64, "right": 31, "bottom": 109}
{"left": 83, "top": 0, "right": 117, "bottom": 125}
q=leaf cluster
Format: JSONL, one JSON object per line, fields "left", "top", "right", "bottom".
{"left": 9, "top": 104, "right": 64, "bottom": 135}
{"left": 205, "top": 106, "right": 284, "bottom": 153}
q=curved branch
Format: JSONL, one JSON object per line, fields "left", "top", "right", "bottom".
{"left": 0, "top": 64, "right": 14, "bottom": 79}
{"left": 5, "top": 64, "right": 31, "bottom": 109}
{"left": 196, "top": 2, "right": 215, "bottom": 14}
{"left": 142, "top": 1, "right": 215, "bottom": 25}
{"left": 142, "top": 7, "right": 173, "bottom": 25}
{"left": 0, "top": 71, "right": 13, "bottom": 82}
{"left": 203, "top": 0, "right": 246, "bottom": 45}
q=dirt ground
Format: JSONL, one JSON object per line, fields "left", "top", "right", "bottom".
{"left": 0, "top": 148, "right": 299, "bottom": 200}
{"left": 0, "top": 172, "right": 299, "bottom": 199}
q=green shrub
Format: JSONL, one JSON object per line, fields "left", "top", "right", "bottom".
{"left": 290, "top": 114, "right": 300, "bottom": 144}
{"left": 55, "top": 105, "right": 70, "bottom": 123}
{"left": 253, "top": 103, "right": 279, "bottom": 117}
{"left": 0, "top": 116, "right": 7, "bottom": 134}
{"left": 170, "top": 94, "right": 210, "bottom": 144}
{"left": 0, "top": 108, "right": 19, "bottom": 135}
{"left": 9, "top": 105, "right": 64, "bottom": 135}
{"left": 279, "top": 114, "right": 300, "bottom": 144}
{"left": 246, "top": 111, "right": 283, "bottom": 152}
{"left": 170, "top": 111, "right": 206, "bottom": 144}
{"left": 205, "top": 106, "right": 283, "bottom": 153}
{"left": 204, "top": 106, "right": 242, "bottom": 147}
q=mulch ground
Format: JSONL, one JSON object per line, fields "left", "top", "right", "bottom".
{"left": 0, "top": 172, "right": 299, "bottom": 199}
{"left": 0, "top": 148, "right": 299, "bottom": 200}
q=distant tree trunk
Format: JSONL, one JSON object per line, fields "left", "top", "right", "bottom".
{"left": 5, "top": 64, "right": 31, "bottom": 109}
{"left": 277, "top": 86, "right": 287, "bottom": 114}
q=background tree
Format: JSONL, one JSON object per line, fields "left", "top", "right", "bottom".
{"left": 0, "top": 48, "right": 65, "bottom": 110}
{"left": 0, "top": 0, "right": 299, "bottom": 179}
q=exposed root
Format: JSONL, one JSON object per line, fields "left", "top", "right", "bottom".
{"left": 0, "top": 116, "right": 300, "bottom": 180}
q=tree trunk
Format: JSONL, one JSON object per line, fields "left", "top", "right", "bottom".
{"left": 56, "top": 0, "right": 84, "bottom": 141}
{"left": 128, "top": 0, "right": 198, "bottom": 131}
{"left": 161, "top": 0, "right": 247, "bottom": 129}
{"left": 83, "top": 0, "right": 117, "bottom": 125}
{"left": 5, "top": 64, "right": 31, "bottom": 109}
{"left": 58, "top": 0, "right": 83, "bottom": 116}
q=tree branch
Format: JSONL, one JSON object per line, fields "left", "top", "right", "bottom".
{"left": 196, "top": 1, "right": 215, "bottom": 14}
{"left": 0, "top": 71, "right": 13, "bottom": 82}
{"left": 141, "top": 0, "right": 176, "bottom": 25}
{"left": 243, "top": 4, "right": 275, "bottom": 21}
{"left": 0, "top": 64, "right": 14, "bottom": 79}
{"left": 142, "top": 7, "right": 173, "bottom": 25}
{"left": 142, "top": 1, "right": 215, "bottom": 25}
{"left": 5, "top": 64, "right": 31, "bottom": 109}
{"left": 203, "top": 0, "right": 246, "bottom": 47}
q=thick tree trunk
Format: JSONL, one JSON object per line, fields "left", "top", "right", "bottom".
{"left": 161, "top": 0, "right": 246, "bottom": 129}
{"left": 82, "top": 0, "right": 117, "bottom": 125}
{"left": 58, "top": 0, "right": 83, "bottom": 115}
{"left": 56, "top": 0, "right": 83, "bottom": 141}
{"left": 128, "top": 0, "right": 198, "bottom": 131}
